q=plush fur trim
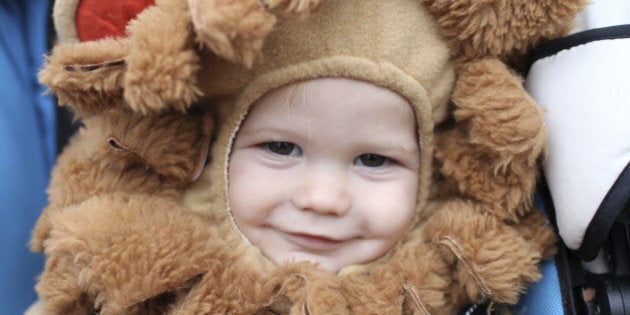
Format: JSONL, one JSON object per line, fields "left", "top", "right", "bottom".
{"left": 31, "top": 109, "right": 213, "bottom": 252}
{"left": 189, "top": 0, "right": 277, "bottom": 67}
{"left": 423, "top": 0, "right": 587, "bottom": 61}
{"left": 37, "top": 193, "right": 225, "bottom": 314}
{"left": 434, "top": 59, "right": 546, "bottom": 222}
{"left": 189, "top": 0, "right": 321, "bottom": 67}
{"left": 340, "top": 239, "right": 453, "bottom": 314}
{"left": 124, "top": 0, "right": 202, "bottom": 114}
{"left": 422, "top": 201, "right": 547, "bottom": 305}
{"left": 265, "top": 0, "right": 320, "bottom": 17}
{"left": 513, "top": 209, "right": 558, "bottom": 260}
{"left": 38, "top": 38, "right": 128, "bottom": 116}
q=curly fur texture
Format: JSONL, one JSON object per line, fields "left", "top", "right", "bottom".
{"left": 339, "top": 240, "right": 453, "bottom": 314}
{"left": 30, "top": 109, "right": 213, "bottom": 252}
{"left": 37, "top": 193, "right": 223, "bottom": 314}
{"left": 435, "top": 59, "right": 546, "bottom": 222}
{"left": 423, "top": 201, "right": 546, "bottom": 305}
{"left": 423, "top": 0, "right": 586, "bottom": 61}
{"left": 124, "top": 0, "right": 202, "bottom": 114}
{"left": 189, "top": 0, "right": 321, "bottom": 68}
{"left": 31, "top": 105, "right": 215, "bottom": 312}
{"left": 38, "top": 38, "right": 128, "bottom": 116}
{"left": 42, "top": 0, "right": 322, "bottom": 116}
{"left": 265, "top": 0, "right": 321, "bottom": 17}
{"left": 190, "top": 0, "right": 276, "bottom": 68}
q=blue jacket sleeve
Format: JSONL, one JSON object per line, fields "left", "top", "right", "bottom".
{"left": 0, "top": 1, "right": 55, "bottom": 313}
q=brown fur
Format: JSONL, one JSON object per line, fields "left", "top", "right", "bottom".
{"left": 423, "top": 0, "right": 586, "bottom": 62}
{"left": 32, "top": 0, "right": 583, "bottom": 313}
{"left": 434, "top": 58, "right": 546, "bottom": 221}
{"left": 37, "top": 193, "right": 226, "bottom": 314}
{"left": 124, "top": 0, "right": 202, "bottom": 114}
{"left": 42, "top": 0, "right": 321, "bottom": 115}
{"left": 423, "top": 201, "right": 544, "bottom": 305}
{"left": 30, "top": 109, "right": 213, "bottom": 252}
{"left": 190, "top": 0, "right": 320, "bottom": 68}
{"left": 38, "top": 38, "right": 128, "bottom": 117}
{"left": 190, "top": 0, "right": 276, "bottom": 68}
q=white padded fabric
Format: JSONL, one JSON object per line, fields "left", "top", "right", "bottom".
{"left": 525, "top": 3, "right": 630, "bottom": 250}
{"left": 572, "top": 0, "right": 630, "bottom": 33}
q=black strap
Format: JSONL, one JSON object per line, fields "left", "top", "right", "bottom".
{"left": 577, "top": 162, "right": 630, "bottom": 261}
{"left": 528, "top": 24, "right": 630, "bottom": 68}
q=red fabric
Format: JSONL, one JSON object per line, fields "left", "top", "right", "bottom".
{"left": 76, "top": 0, "right": 155, "bottom": 42}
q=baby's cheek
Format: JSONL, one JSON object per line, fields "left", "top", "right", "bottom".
{"left": 230, "top": 178, "right": 283, "bottom": 225}
{"left": 229, "top": 163, "right": 268, "bottom": 219}
{"left": 362, "top": 185, "right": 416, "bottom": 239}
{"left": 230, "top": 189, "right": 263, "bottom": 222}
{"left": 376, "top": 211, "right": 414, "bottom": 240}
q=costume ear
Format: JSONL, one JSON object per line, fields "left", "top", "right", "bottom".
{"left": 54, "top": 0, "right": 156, "bottom": 43}
{"left": 42, "top": 0, "right": 157, "bottom": 116}
{"left": 38, "top": 38, "right": 128, "bottom": 117}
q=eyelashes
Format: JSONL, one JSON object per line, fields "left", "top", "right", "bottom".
{"left": 264, "top": 141, "right": 391, "bottom": 168}
{"left": 266, "top": 141, "right": 301, "bottom": 156}
{"left": 355, "top": 154, "right": 389, "bottom": 167}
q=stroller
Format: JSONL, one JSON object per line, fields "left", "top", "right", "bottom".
{"left": 520, "top": 3, "right": 630, "bottom": 314}
{"left": 462, "top": 3, "right": 630, "bottom": 314}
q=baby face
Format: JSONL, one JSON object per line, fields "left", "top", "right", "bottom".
{"left": 228, "top": 78, "right": 419, "bottom": 273}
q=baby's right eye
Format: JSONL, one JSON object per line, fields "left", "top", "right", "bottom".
{"left": 265, "top": 142, "right": 301, "bottom": 156}
{"left": 355, "top": 153, "right": 389, "bottom": 168}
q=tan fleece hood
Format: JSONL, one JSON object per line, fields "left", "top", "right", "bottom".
{"left": 184, "top": 0, "right": 455, "bottom": 258}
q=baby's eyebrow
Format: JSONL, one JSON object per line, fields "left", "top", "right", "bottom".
{"left": 242, "top": 126, "right": 289, "bottom": 136}
{"left": 358, "top": 140, "right": 419, "bottom": 156}
{"left": 240, "top": 126, "right": 303, "bottom": 142}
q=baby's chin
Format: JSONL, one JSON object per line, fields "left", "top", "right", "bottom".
{"left": 278, "top": 251, "right": 348, "bottom": 274}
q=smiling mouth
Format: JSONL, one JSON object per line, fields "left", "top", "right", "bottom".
{"left": 285, "top": 232, "right": 345, "bottom": 251}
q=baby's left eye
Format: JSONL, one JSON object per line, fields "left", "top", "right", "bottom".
{"left": 265, "top": 141, "right": 301, "bottom": 156}
{"left": 355, "top": 154, "right": 389, "bottom": 167}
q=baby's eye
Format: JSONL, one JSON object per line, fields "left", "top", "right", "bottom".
{"left": 355, "top": 153, "right": 388, "bottom": 167}
{"left": 266, "top": 141, "right": 301, "bottom": 156}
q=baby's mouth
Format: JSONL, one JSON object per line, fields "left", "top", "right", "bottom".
{"left": 285, "top": 232, "right": 345, "bottom": 251}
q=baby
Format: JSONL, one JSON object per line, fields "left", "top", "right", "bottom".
{"left": 29, "top": 0, "right": 557, "bottom": 312}
{"left": 124, "top": 1, "right": 465, "bottom": 310}
{"left": 228, "top": 77, "right": 420, "bottom": 273}
{"left": 179, "top": 0, "right": 458, "bottom": 280}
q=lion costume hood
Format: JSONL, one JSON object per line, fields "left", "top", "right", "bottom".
{"left": 30, "top": 0, "right": 584, "bottom": 313}
{"left": 185, "top": 0, "right": 454, "bottom": 261}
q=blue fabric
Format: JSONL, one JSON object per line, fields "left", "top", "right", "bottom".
{"left": 513, "top": 190, "right": 564, "bottom": 314}
{"left": 514, "top": 259, "right": 564, "bottom": 315}
{"left": 0, "top": 1, "right": 54, "bottom": 313}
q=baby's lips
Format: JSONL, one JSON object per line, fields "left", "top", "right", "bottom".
{"left": 284, "top": 231, "right": 347, "bottom": 251}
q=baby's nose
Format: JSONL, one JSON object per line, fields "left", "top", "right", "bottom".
{"left": 291, "top": 168, "right": 351, "bottom": 216}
